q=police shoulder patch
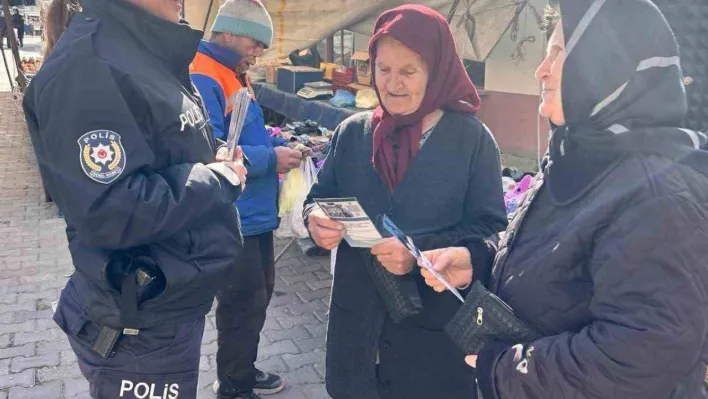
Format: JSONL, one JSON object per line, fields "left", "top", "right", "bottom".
{"left": 77, "top": 130, "right": 126, "bottom": 184}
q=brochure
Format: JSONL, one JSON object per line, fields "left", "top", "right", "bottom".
{"left": 314, "top": 197, "right": 384, "bottom": 248}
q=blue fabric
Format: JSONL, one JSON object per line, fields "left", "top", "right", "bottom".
{"left": 191, "top": 43, "right": 285, "bottom": 236}
{"left": 191, "top": 73, "right": 230, "bottom": 140}
{"left": 476, "top": 341, "right": 509, "bottom": 399}
{"left": 197, "top": 40, "right": 241, "bottom": 71}
{"left": 251, "top": 81, "right": 363, "bottom": 130}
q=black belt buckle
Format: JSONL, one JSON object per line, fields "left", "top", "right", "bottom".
{"left": 91, "top": 325, "right": 122, "bottom": 359}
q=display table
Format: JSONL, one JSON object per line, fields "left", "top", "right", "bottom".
{"left": 251, "top": 81, "right": 368, "bottom": 130}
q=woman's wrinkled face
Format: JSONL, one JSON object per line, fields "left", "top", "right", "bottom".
{"left": 374, "top": 36, "right": 429, "bottom": 116}
{"left": 535, "top": 23, "right": 566, "bottom": 126}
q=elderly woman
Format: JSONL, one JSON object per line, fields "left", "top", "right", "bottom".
{"left": 303, "top": 5, "right": 507, "bottom": 399}
{"left": 422, "top": 1, "right": 708, "bottom": 398}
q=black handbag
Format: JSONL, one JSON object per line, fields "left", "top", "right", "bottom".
{"left": 445, "top": 281, "right": 544, "bottom": 354}
{"left": 359, "top": 251, "right": 423, "bottom": 324}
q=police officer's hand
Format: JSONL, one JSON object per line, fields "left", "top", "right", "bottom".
{"left": 218, "top": 147, "right": 247, "bottom": 189}
{"left": 371, "top": 238, "right": 416, "bottom": 275}
{"left": 275, "top": 146, "right": 303, "bottom": 174}
{"left": 215, "top": 146, "right": 230, "bottom": 162}
{"left": 308, "top": 207, "right": 345, "bottom": 250}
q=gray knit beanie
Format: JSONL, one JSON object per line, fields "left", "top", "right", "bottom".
{"left": 211, "top": 0, "right": 273, "bottom": 48}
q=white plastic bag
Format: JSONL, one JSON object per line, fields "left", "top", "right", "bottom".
{"left": 275, "top": 157, "right": 318, "bottom": 239}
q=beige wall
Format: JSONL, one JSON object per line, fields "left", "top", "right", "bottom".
{"left": 353, "top": 33, "right": 370, "bottom": 53}
{"left": 185, "top": 0, "right": 220, "bottom": 37}
{"left": 477, "top": 91, "right": 549, "bottom": 157}
{"left": 483, "top": 0, "right": 546, "bottom": 95}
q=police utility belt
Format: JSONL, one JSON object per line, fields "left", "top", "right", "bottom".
{"left": 93, "top": 251, "right": 160, "bottom": 359}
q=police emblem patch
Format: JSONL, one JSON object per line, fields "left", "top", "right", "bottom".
{"left": 77, "top": 130, "right": 126, "bottom": 184}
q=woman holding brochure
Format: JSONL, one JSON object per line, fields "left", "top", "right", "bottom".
{"left": 421, "top": 1, "right": 708, "bottom": 398}
{"left": 303, "top": 5, "right": 507, "bottom": 399}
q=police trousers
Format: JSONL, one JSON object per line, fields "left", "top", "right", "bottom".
{"left": 215, "top": 232, "right": 275, "bottom": 391}
{"left": 54, "top": 282, "right": 205, "bottom": 399}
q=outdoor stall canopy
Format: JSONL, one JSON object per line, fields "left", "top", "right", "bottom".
{"left": 184, "top": 0, "right": 537, "bottom": 63}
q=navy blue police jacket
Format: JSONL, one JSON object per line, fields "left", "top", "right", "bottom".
{"left": 22, "top": 0, "right": 244, "bottom": 329}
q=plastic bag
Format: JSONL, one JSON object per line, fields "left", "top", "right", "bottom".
{"left": 329, "top": 89, "right": 356, "bottom": 108}
{"left": 278, "top": 167, "right": 304, "bottom": 217}
{"left": 355, "top": 88, "right": 379, "bottom": 109}
{"left": 275, "top": 157, "right": 318, "bottom": 239}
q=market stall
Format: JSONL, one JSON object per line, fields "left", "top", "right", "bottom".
{"left": 186, "top": 0, "right": 529, "bottom": 138}
{"left": 252, "top": 81, "right": 365, "bottom": 130}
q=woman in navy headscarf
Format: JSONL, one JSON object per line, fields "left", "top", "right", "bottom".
{"left": 422, "top": 1, "right": 708, "bottom": 398}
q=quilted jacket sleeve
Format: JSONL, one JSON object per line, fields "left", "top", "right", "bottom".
{"left": 477, "top": 194, "right": 708, "bottom": 399}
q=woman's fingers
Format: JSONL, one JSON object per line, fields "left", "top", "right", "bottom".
{"left": 315, "top": 225, "right": 344, "bottom": 240}
{"left": 370, "top": 237, "right": 398, "bottom": 255}
{"left": 310, "top": 222, "right": 345, "bottom": 249}
{"left": 465, "top": 355, "right": 478, "bottom": 368}
{"left": 379, "top": 261, "right": 410, "bottom": 275}
{"left": 314, "top": 216, "right": 345, "bottom": 231}
{"left": 420, "top": 268, "right": 446, "bottom": 291}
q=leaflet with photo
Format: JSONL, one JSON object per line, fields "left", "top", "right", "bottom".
{"left": 314, "top": 198, "right": 384, "bottom": 248}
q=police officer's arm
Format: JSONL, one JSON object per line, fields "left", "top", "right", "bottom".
{"left": 33, "top": 56, "right": 242, "bottom": 249}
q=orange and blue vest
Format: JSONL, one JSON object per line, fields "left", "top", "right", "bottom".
{"left": 190, "top": 40, "right": 287, "bottom": 236}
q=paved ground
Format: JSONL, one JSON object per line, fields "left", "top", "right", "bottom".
{"left": 0, "top": 91, "right": 332, "bottom": 398}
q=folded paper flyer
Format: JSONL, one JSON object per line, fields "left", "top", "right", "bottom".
{"left": 314, "top": 198, "right": 384, "bottom": 248}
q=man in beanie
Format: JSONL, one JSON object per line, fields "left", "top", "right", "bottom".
{"left": 190, "top": 1, "right": 306, "bottom": 398}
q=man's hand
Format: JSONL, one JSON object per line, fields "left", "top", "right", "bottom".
{"left": 308, "top": 207, "right": 346, "bottom": 250}
{"left": 275, "top": 146, "right": 303, "bottom": 173}
{"left": 419, "top": 247, "right": 473, "bottom": 291}
{"left": 288, "top": 142, "right": 314, "bottom": 157}
{"left": 371, "top": 238, "right": 416, "bottom": 275}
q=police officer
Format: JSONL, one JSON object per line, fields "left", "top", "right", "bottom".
{"left": 22, "top": 0, "right": 247, "bottom": 396}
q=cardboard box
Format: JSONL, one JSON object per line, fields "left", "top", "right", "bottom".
{"left": 276, "top": 66, "right": 324, "bottom": 94}
{"left": 320, "top": 62, "right": 339, "bottom": 81}
{"left": 346, "top": 83, "right": 372, "bottom": 94}
{"left": 351, "top": 51, "right": 372, "bottom": 86}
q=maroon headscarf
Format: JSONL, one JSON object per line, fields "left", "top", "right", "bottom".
{"left": 369, "top": 5, "right": 481, "bottom": 192}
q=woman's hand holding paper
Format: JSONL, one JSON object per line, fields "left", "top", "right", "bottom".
{"left": 371, "top": 238, "right": 416, "bottom": 275}
{"left": 419, "top": 247, "right": 473, "bottom": 291}
{"left": 308, "top": 207, "right": 346, "bottom": 250}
